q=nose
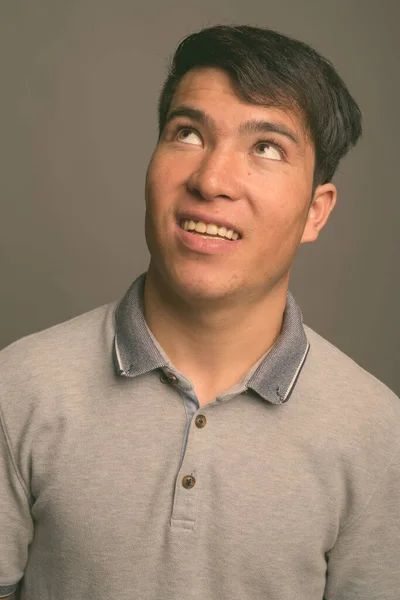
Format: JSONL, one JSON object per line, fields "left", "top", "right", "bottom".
{"left": 186, "top": 149, "right": 242, "bottom": 202}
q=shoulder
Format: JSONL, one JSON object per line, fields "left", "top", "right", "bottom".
{"left": 301, "top": 326, "right": 400, "bottom": 533}
{"left": 0, "top": 301, "right": 118, "bottom": 380}
{"left": 302, "top": 324, "right": 400, "bottom": 427}
{"left": 0, "top": 302, "right": 119, "bottom": 459}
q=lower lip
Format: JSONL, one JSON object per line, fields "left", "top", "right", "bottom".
{"left": 175, "top": 224, "right": 241, "bottom": 255}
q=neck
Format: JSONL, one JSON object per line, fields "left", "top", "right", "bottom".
{"left": 143, "top": 265, "right": 289, "bottom": 403}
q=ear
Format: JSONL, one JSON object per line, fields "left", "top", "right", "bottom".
{"left": 300, "top": 183, "right": 337, "bottom": 244}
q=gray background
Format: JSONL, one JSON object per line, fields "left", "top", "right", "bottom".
{"left": 1, "top": 0, "right": 399, "bottom": 395}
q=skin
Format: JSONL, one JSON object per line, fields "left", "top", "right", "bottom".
{"left": 143, "top": 67, "right": 336, "bottom": 405}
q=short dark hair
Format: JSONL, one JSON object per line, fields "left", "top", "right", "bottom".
{"left": 158, "top": 25, "right": 362, "bottom": 188}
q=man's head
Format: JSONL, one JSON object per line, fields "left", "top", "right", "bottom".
{"left": 158, "top": 25, "right": 362, "bottom": 190}
{"left": 144, "top": 25, "right": 362, "bottom": 306}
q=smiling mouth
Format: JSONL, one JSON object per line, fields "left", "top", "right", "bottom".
{"left": 180, "top": 219, "right": 241, "bottom": 241}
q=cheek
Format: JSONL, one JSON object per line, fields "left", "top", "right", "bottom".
{"left": 253, "top": 178, "right": 309, "bottom": 219}
{"left": 251, "top": 179, "right": 311, "bottom": 246}
{"left": 145, "top": 157, "right": 162, "bottom": 203}
{"left": 145, "top": 155, "right": 181, "bottom": 239}
{"left": 146, "top": 153, "right": 183, "bottom": 208}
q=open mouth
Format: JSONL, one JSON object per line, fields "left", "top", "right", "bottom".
{"left": 180, "top": 219, "right": 241, "bottom": 241}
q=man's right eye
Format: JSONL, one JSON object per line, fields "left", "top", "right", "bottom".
{"left": 176, "top": 128, "right": 202, "bottom": 146}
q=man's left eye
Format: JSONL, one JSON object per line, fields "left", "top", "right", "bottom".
{"left": 254, "top": 143, "right": 282, "bottom": 161}
{"left": 176, "top": 129, "right": 202, "bottom": 145}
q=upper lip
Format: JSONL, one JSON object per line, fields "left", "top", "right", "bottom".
{"left": 176, "top": 211, "right": 242, "bottom": 236}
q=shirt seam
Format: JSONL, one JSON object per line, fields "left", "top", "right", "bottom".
{"left": 179, "top": 391, "right": 192, "bottom": 464}
{"left": 0, "top": 401, "right": 31, "bottom": 505}
{"left": 338, "top": 449, "right": 398, "bottom": 535}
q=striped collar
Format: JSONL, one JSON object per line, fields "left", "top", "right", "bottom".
{"left": 114, "top": 273, "right": 309, "bottom": 404}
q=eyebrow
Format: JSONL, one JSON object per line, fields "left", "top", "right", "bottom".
{"left": 238, "top": 119, "right": 299, "bottom": 144}
{"left": 165, "top": 105, "right": 299, "bottom": 145}
{"left": 165, "top": 106, "right": 214, "bottom": 130}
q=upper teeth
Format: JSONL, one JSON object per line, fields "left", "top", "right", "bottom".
{"left": 181, "top": 220, "right": 240, "bottom": 241}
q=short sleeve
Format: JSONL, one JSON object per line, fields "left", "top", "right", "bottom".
{"left": 324, "top": 452, "right": 400, "bottom": 600}
{"left": 0, "top": 408, "right": 34, "bottom": 597}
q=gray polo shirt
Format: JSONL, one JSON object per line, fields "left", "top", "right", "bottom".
{"left": 1, "top": 273, "right": 400, "bottom": 600}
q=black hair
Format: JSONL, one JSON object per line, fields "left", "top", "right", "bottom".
{"left": 158, "top": 25, "right": 362, "bottom": 188}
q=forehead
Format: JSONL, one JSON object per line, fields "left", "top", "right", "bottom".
{"left": 170, "top": 67, "right": 309, "bottom": 142}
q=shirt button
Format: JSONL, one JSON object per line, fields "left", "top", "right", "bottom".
{"left": 182, "top": 475, "right": 196, "bottom": 489}
{"left": 195, "top": 414, "right": 207, "bottom": 428}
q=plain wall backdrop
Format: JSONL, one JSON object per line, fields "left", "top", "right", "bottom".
{"left": 1, "top": 0, "right": 399, "bottom": 395}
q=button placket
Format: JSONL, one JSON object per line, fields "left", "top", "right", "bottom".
{"left": 170, "top": 410, "right": 210, "bottom": 530}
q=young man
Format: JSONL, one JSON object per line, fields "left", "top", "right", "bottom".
{"left": 1, "top": 25, "right": 399, "bottom": 600}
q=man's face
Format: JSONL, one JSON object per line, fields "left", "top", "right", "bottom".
{"left": 145, "top": 67, "right": 334, "bottom": 303}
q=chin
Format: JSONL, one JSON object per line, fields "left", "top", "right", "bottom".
{"left": 148, "top": 252, "right": 245, "bottom": 304}
{"left": 181, "top": 282, "right": 230, "bottom": 301}
{"left": 167, "top": 266, "right": 242, "bottom": 304}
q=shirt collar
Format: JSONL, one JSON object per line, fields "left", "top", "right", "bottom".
{"left": 113, "top": 273, "right": 310, "bottom": 405}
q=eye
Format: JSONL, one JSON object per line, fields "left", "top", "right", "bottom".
{"left": 254, "top": 142, "right": 282, "bottom": 161}
{"left": 176, "top": 128, "right": 202, "bottom": 146}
